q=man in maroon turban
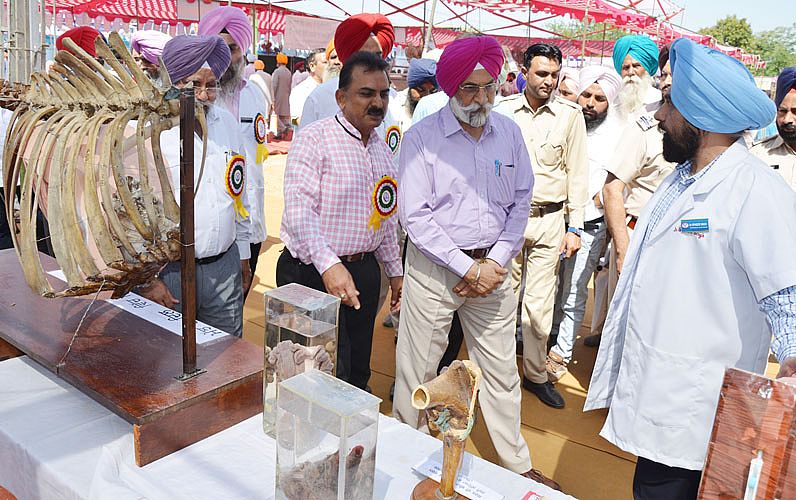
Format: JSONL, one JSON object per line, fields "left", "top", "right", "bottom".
{"left": 332, "top": 13, "right": 394, "bottom": 64}
{"left": 55, "top": 26, "right": 103, "bottom": 60}
{"left": 299, "top": 13, "right": 397, "bottom": 130}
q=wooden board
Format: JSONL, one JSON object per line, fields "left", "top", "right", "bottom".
{"left": 0, "top": 249, "right": 263, "bottom": 465}
{"left": 0, "top": 337, "right": 23, "bottom": 361}
{"left": 699, "top": 368, "right": 796, "bottom": 499}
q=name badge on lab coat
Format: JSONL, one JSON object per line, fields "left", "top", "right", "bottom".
{"left": 680, "top": 218, "right": 709, "bottom": 233}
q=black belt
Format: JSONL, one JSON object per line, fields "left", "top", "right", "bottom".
{"left": 583, "top": 216, "right": 604, "bottom": 231}
{"left": 462, "top": 247, "right": 491, "bottom": 259}
{"left": 196, "top": 245, "right": 232, "bottom": 265}
{"left": 339, "top": 252, "right": 372, "bottom": 263}
{"left": 529, "top": 201, "right": 564, "bottom": 217}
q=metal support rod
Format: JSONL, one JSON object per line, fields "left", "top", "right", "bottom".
{"left": 423, "top": 0, "right": 438, "bottom": 53}
{"left": 179, "top": 89, "right": 198, "bottom": 379}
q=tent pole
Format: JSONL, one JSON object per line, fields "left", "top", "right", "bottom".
{"left": 580, "top": 1, "right": 590, "bottom": 63}
{"left": 250, "top": 1, "right": 256, "bottom": 56}
{"left": 600, "top": 23, "right": 606, "bottom": 64}
{"left": 423, "top": 0, "right": 438, "bottom": 53}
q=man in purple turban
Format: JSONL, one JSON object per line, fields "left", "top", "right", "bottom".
{"left": 139, "top": 34, "right": 253, "bottom": 338}
{"left": 199, "top": 6, "right": 269, "bottom": 291}
{"left": 393, "top": 36, "right": 562, "bottom": 492}
{"left": 130, "top": 30, "right": 170, "bottom": 81}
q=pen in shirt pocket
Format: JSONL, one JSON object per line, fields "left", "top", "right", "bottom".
{"left": 495, "top": 160, "right": 501, "bottom": 177}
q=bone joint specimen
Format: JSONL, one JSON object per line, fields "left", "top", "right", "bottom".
{"left": 412, "top": 360, "right": 483, "bottom": 499}
{"left": 1, "top": 34, "right": 208, "bottom": 299}
{"left": 265, "top": 340, "right": 334, "bottom": 384}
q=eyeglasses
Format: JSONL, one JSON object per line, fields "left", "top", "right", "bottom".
{"left": 179, "top": 84, "right": 220, "bottom": 95}
{"left": 458, "top": 82, "right": 498, "bottom": 97}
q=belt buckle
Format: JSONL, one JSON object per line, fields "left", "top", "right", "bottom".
{"left": 530, "top": 206, "right": 541, "bottom": 217}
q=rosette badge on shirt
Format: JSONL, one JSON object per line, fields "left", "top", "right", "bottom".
{"left": 225, "top": 154, "right": 250, "bottom": 219}
{"left": 369, "top": 176, "right": 398, "bottom": 231}
{"left": 254, "top": 112, "right": 269, "bottom": 164}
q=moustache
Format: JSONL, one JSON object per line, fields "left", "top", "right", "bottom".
{"left": 367, "top": 107, "right": 384, "bottom": 117}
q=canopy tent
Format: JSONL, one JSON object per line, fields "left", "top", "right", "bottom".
{"left": 40, "top": 0, "right": 762, "bottom": 67}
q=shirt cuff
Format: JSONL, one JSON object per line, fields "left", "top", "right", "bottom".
{"left": 383, "top": 259, "right": 403, "bottom": 278}
{"left": 487, "top": 243, "right": 513, "bottom": 269}
{"left": 312, "top": 247, "right": 342, "bottom": 276}
{"left": 448, "top": 251, "right": 475, "bottom": 279}
{"left": 236, "top": 240, "right": 251, "bottom": 260}
{"left": 568, "top": 210, "right": 585, "bottom": 229}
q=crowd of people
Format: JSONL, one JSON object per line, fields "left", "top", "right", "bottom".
{"left": 2, "top": 6, "right": 796, "bottom": 499}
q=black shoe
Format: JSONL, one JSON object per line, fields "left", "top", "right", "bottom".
{"left": 584, "top": 334, "right": 602, "bottom": 347}
{"left": 522, "top": 378, "right": 565, "bottom": 409}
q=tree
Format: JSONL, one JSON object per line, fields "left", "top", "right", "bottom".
{"left": 545, "top": 19, "right": 629, "bottom": 41}
{"left": 751, "top": 23, "right": 796, "bottom": 76}
{"left": 699, "top": 15, "right": 755, "bottom": 51}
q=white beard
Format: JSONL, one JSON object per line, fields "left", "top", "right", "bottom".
{"left": 323, "top": 65, "right": 341, "bottom": 83}
{"left": 220, "top": 59, "right": 244, "bottom": 99}
{"left": 450, "top": 97, "right": 493, "bottom": 128}
{"left": 618, "top": 73, "right": 653, "bottom": 117}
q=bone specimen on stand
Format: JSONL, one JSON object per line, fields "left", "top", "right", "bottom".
{"left": 1, "top": 33, "right": 209, "bottom": 298}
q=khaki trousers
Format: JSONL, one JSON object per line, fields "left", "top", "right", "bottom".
{"left": 512, "top": 210, "right": 566, "bottom": 383}
{"left": 605, "top": 224, "right": 635, "bottom": 319}
{"left": 393, "top": 242, "right": 532, "bottom": 473}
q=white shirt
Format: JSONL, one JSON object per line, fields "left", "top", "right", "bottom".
{"left": 584, "top": 114, "right": 623, "bottom": 221}
{"left": 289, "top": 76, "right": 319, "bottom": 122}
{"left": 585, "top": 140, "right": 796, "bottom": 470}
{"left": 249, "top": 71, "right": 274, "bottom": 116}
{"left": 298, "top": 77, "right": 405, "bottom": 160}
{"left": 236, "top": 81, "right": 269, "bottom": 244}
{"left": 411, "top": 91, "right": 449, "bottom": 126}
{"left": 161, "top": 104, "right": 252, "bottom": 260}
{"left": 393, "top": 88, "right": 414, "bottom": 132}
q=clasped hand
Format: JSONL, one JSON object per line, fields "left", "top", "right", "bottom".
{"left": 452, "top": 259, "right": 507, "bottom": 298}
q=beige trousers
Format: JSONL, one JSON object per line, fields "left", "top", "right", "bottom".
{"left": 512, "top": 211, "right": 566, "bottom": 383}
{"left": 393, "top": 242, "right": 532, "bottom": 473}
{"left": 604, "top": 224, "right": 635, "bottom": 323}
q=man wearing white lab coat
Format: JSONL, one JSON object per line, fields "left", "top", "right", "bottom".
{"left": 585, "top": 38, "right": 796, "bottom": 499}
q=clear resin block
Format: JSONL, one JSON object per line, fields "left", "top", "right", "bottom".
{"left": 276, "top": 370, "right": 381, "bottom": 500}
{"left": 263, "top": 283, "right": 340, "bottom": 436}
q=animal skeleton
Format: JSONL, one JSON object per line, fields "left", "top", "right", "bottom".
{"left": 2, "top": 33, "right": 208, "bottom": 299}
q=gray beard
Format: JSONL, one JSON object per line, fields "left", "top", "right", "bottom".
{"left": 450, "top": 97, "right": 492, "bottom": 128}
{"left": 220, "top": 59, "right": 244, "bottom": 99}
{"left": 323, "top": 65, "right": 341, "bottom": 83}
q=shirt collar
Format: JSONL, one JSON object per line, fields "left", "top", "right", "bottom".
{"left": 515, "top": 90, "right": 556, "bottom": 116}
{"left": 335, "top": 112, "right": 379, "bottom": 145}
{"left": 675, "top": 152, "right": 724, "bottom": 186}
{"left": 439, "top": 102, "right": 495, "bottom": 139}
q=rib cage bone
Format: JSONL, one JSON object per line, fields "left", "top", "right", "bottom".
{"left": 2, "top": 33, "right": 208, "bottom": 299}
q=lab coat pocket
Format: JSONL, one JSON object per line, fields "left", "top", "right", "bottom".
{"left": 628, "top": 339, "right": 703, "bottom": 429}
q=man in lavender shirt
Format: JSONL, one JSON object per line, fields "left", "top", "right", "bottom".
{"left": 392, "top": 37, "right": 560, "bottom": 490}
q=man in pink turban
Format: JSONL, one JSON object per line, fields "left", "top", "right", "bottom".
{"left": 393, "top": 36, "right": 562, "bottom": 492}
{"left": 199, "top": 6, "right": 268, "bottom": 293}
{"left": 130, "top": 30, "right": 171, "bottom": 80}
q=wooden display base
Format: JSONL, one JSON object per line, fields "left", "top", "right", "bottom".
{"left": 412, "top": 478, "right": 471, "bottom": 500}
{"left": 0, "top": 249, "right": 263, "bottom": 466}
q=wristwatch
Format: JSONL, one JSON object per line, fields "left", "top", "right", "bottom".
{"left": 567, "top": 227, "right": 582, "bottom": 237}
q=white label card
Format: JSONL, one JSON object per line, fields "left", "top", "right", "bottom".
{"left": 47, "top": 270, "right": 229, "bottom": 344}
{"left": 412, "top": 458, "right": 504, "bottom": 500}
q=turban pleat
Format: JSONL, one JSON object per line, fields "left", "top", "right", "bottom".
{"left": 612, "top": 35, "right": 659, "bottom": 77}
{"left": 130, "top": 30, "right": 171, "bottom": 65}
{"left": 775, "top": 67, "right": 796, "bottom": 108}
{"left": 669, "top": 38, "right": 775, "bottom": 133}
{"left": 198, "top": 6, "right": 253, "bottom": 53}
{"left": 56, "top": 27, "right": 102, "bottom": 58}
{"left": 578, "top": 65, "right": 622, "bottom": 105}
{"left": 436, "top": 36, "right": 504, "bottom": 97}
{"left": 407, "top": 58, "right": 437, "bottom": 89}
{"left": 162, "top": 35, "right": 231, "bottom": 83}
{"left": 334, "top": 13, "right": 394, "bottom": 63}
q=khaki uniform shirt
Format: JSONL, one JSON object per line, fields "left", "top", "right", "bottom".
{"left": 607, "top": 112, "right": 675, "bottom": 217}
{"left": 496, "top": 93, "right": 588, "bottom": 228}
{"left": 751, "top": 135, "right": 796, "bottom": 190}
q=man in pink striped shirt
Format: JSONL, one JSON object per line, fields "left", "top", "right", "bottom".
{"left": 278, "top": 52, "right": 403, "bottom": 390}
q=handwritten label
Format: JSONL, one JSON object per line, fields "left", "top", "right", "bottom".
{"left": 47, "top": 270, "right": 229, "bottom": 345}
{"left": 413, "top": 458, "right": 503, "bottom": 500}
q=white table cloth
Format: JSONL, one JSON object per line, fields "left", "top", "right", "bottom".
{"left": 0, "top": 356, "right": 571, "bottom": 499}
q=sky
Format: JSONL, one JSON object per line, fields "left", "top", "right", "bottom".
{"left": 674, "top": 0, "right": 786, "bottom": 33}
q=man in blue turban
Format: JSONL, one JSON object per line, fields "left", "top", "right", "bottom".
{"left": 752, "top": 66, "right": 796, "bottom": 189}
{"left": 400, "top": 58, "right": 437, "bottom": 128}
{"left": 613, "top": 35, "right": 660, "bottom": 118}
{"left": 585, "top": 37, "right": 796, "bottom": 499}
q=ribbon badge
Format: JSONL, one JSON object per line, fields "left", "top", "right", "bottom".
{"left": 368, "top": 176, "right": 398, "bottom": 231}
{"left": 385, "top": 125, "right": 401, "bottom": 155}
{"left": 254, "top": 112, "right": 269, "bottom": 164}
{"left": 225, "top": 154, "right": 250, "bottom": 219}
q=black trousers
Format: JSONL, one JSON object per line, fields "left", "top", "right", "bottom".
{"left": 276, "top": 250, "right": 381, "bottom": 390}
{"left": 0, "top": 187, "right": 13, "bottom": 250}
{"left": 0, "top": 187, "right": 53, "bottom": 255}
{"left": 633, "top": 457, "right": 701, "bottom": 500}
{"left": 437, "top": 312, "right": 464, "bottom": 374}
